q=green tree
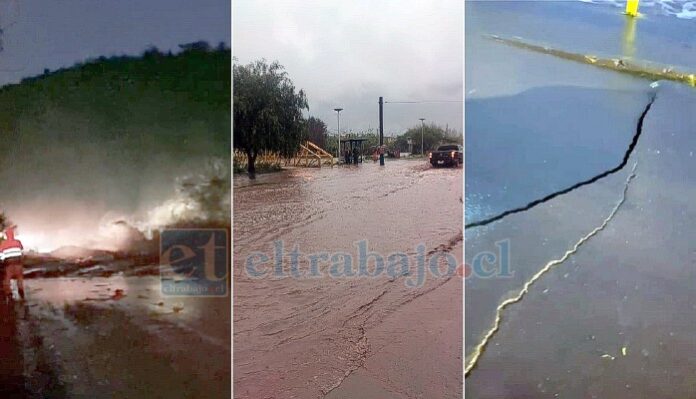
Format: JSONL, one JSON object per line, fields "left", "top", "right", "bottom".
{"left": 394, "top": 123, "right": 461, "bottom": 154}
{"left": 307, "top": 116, "right": 328, "bottom": 148}
{"left": 233, "top": 59, "right": 308, "bottom": 178}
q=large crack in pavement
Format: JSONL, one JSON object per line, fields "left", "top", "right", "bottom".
{"left": 466, "top": 93, "right": 655, "bottom": 229}
{"left": 465, "top": 162, "right": 639, "bottom": 377}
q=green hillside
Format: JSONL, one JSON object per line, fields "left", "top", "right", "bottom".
{"left": 0, "top": 43, "right": 230, "bottom": 207}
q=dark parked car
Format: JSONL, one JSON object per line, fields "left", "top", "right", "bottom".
{"left": 429, "top": 144, "right": 462, "bottom": 167}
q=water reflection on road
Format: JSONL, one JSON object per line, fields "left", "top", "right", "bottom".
{"left": 0, "top": 300, "right": 27, "bottom": 397}
{"left": 234, "top": 160, "right": 463, "bottom": 398}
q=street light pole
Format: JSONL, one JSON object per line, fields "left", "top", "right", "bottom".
{"left": 419, "top": 118, "right": 426, "bottom": 156}
{"left": 334, "top": 108, "right": 343, "bottom": 160}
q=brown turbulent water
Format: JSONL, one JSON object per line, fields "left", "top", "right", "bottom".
{"left": 233, "top": 159, "right": 462, "bottom": 398}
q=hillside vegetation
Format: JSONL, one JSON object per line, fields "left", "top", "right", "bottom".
{"left": 0, "top": 42, "right": 230, "bottom": 208}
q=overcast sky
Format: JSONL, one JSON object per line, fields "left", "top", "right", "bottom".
{"left": 234, "top": 0, "right": 463, "bottom": 136}
{"left": 0, "top": 0, "right": 230, "bottom": 86}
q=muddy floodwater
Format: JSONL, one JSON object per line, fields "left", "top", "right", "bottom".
{"left": 234, "top": 159, "right": 463, "bottom": 398}
{"left": 0, "top": 275, "right": 230, "bottom": 398}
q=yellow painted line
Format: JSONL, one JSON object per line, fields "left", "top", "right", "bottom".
{"left": 625, "top": 0, "right": 639, "bottom": 17}
{"left": 487, "top": 35, "right": 696, "bottom": 88}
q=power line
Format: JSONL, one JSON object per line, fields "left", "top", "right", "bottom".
{"left": 384, "top": 100, "right": 463, "bottom": 104}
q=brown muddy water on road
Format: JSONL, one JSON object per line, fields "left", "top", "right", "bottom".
{"left": 234, "top": 159, "right": 463, "bottom": 398}
{"left": 1, "top": 276, "right": 230, "bottom": 398}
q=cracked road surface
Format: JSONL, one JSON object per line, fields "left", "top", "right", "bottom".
{"left": 467, "top": 82, "right": 696, "bottom": 397}
{"left": 467, "top": 2, "right": 696, "bottom": 395}
{"left": 234, "top": 160, "right": 462, "bottom": 398}
{"left": 466, "top": 163, "right": 639, "bottom": 376}
{"left": 467, "top": 95, "right": 655, "bottom": 229}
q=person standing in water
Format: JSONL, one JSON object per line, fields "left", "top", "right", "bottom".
{"left": 0, "top": 226, "right": 24, "bottom": 301}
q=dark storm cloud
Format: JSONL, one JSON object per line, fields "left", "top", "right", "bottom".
{"left": 233, "top": 0, "right": 463, "bottom": 135}
{"left": 0, "top": 0, "right": 230, "bottom": 85}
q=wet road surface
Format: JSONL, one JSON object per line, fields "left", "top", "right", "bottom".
{"left": 467, "top": 81, "right": 696, "bottom": 398}
{"left": 234, "top": 159, "right": 462, "bottom": 398}
{"left": 0, "top": 275, "right": 230, "bottom": 398}
{"left": 0, "top": 300, "right": 30, "bottom": 398}
{"left": 467, "top": 1, "right": 696, "bottom": 396}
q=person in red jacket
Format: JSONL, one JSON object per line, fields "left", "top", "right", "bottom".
{"left": 0, "top": 226, "right": 24, "bottom": 301}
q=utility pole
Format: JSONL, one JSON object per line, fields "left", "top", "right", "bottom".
{"left": 379, "top": 97, "right": 384, "bottom": 166}
{"left": 334, "top": 108, "right": 343, "bottom": 160}
{"left": 419, "top": 118, "right": 426, "bottom": 156}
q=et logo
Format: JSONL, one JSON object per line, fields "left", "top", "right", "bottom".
{"left": 160, "top": 229, "right": 228, "bottom": 297}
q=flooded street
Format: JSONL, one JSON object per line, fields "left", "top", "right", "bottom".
{"left": 0, "top": 275, "right": 230, "bottom": 398}
{"left": 0, "top": 1, "right": 232, "bottom": 396}
{"left": 234, "top": 159, "right": 463, "bottom": 398}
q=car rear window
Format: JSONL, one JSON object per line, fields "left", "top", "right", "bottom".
{"left": 437, "top": 145, "right": 459, "bottom": 151}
